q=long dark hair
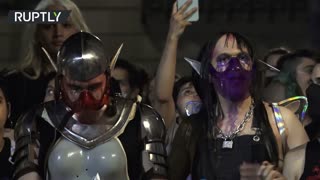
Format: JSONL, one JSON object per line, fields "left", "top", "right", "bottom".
{"left": 193, "top": 32, "right": 279, "bottom": 177}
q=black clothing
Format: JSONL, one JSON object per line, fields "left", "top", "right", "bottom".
{"left": 192, "top": 135, "right": 270, "bottom": 180}
{"left": 300, "top": 139, "right": 320, "bottom": 180}
{"left": 168, "top": 106, "right": 276, "bottom": 180}
{"left": 167, "top": 112, "right": 203, "bottom": 180}
{"left": 192, "top": 115, "right": 270, "bottom": 180}
{"left": 305, "top": 121, "right": 320, "bottom": 140}
{"left": 5, "top": 72, "right": 52, "bottom": 127}
{"left": 306, "top": 83, "right": 320, "bottom": 140}
{"left": 0, "top": 138, "right": 13, "bottom": 180}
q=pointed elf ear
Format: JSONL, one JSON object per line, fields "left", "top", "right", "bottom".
{"left": 184, "top": 57, "right": 201, "bottom": 76}
{"left": 109, "top": 43, "right": 124, "bottom": 71}
{"left": 41, "top": 47, "right": 58, "bottom": 72}
{"left": 257, "top": 59, "right": 280, "bottom": 72}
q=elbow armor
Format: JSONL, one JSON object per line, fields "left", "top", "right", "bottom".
{"left": 140, "top": 104, "right": 167, "bottom": 179}
{"left": 12, "top": 108, "right": 41, "bottom": 180}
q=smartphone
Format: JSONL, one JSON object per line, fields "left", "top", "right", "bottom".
{"left": 177, "top": 0, "right": 199, "bottom": 22}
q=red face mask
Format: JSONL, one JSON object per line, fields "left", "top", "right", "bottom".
{"left": 64, "top": 90, "right": 109, "bottom": 113}
{"left": 61, "top": 74, "right": 109, "bottom": 113}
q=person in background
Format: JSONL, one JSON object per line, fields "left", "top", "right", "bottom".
{"left": 0, "top": 76, "right": 14, "bottom": 180}
{"left": 283, "top": 82, "right": 320, "bottom": 180}
{"left": 42, "top": 72, "right": 56, "bottom": 103}
{"left": 147, "top": 73, "right": 181, "bottom": 108}
{"left": 304, "top": 63, "right": 320, "bottom": 139}
{"left": 167, "top": 77, "right": 201, "bottom": 153}
{"left": 111, "top": 59, "right": 149, "bottom": 100}
{"left": 312, "top": 63, "right": 320, "bottom": 84}
{"left": 263, "top": 49, "right": 318, "bottom": 103}
{"left": 261, "top": 47, "right": 290, "bottom": 88}
{"left": 152, "top": 0, "right": 201, "bottom": 154}
{"left": 5, "top": 0, "right": 89, "bottom": 126}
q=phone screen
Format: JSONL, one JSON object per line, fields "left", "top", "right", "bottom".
{"left": 177, "top": 0, "right": 199, "bottom": 22}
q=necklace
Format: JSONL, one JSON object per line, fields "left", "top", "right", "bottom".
{"left": 215, "top": 100, "right": 255, "bottom": 149}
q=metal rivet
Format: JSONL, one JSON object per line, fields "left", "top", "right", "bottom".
{"left": 253, "top": 135, "right": 260, "bottom": 142}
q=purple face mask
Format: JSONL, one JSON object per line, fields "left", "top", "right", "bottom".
{"left": 210, "top": 57, "right": 253, "bottom": 102}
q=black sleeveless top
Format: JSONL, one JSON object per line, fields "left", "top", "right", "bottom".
{"left": 0, "top": 138, "right": 13, "bottom": 179}
{"left": 300, "top": 139, "right": 320, "bottom": 180}
{"left": 192, "top": 117, "right": 271, "bottom": 180}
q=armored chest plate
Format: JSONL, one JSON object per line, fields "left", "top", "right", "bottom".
{"left": 47, "top": 137, "right": 129, "bottom": 180}
{"left": 42, "top": 97, "right": 136, "bottom": 149}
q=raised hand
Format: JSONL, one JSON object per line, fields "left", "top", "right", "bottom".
{"left": 168, "top": 0, "right": 197, "bottom": 40}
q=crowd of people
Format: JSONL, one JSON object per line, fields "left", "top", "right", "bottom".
{"left": 0, "top": 0, "right": 320, "bottom": 179}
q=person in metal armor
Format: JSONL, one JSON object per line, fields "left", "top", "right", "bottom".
{"left": 12, "top": 32, "right": 167, "bottom": 180}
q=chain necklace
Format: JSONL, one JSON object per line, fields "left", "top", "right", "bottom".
{"left": 215, "top": 99, "right": 255, "bottom": 149}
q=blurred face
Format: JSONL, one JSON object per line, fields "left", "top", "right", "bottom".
{"left": 111, "top": 68, "right": 131, "bottom": 97}
{"left": 0, "top": 89, "right": 8, "bottom": 129}
{"left": 44, "top": 79, "right": 55, "bottom": 102}
{"left": 37, "top": 4, "right": 79, "bottom": 57}
{"left": 176, "top": 82, "right": 201, "bottom": 116}
{"left": 295, "top": 58, "right": 316, "bottom": 96}
{"left": 312, "top": 64, "right": 320, "bottom": 85}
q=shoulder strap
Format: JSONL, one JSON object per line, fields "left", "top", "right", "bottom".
{"left": 270, "top": 103, "right": 287, "bottom": 161}
{"left": 270, "top": 96, "right": 308, "bottom": 152}
{"left": 277, "top": 96, "right": 308, "bottom": 122}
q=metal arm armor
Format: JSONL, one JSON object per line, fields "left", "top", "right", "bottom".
{"left": 12, "top": 108, "right": 41, "bottom": 180}
{"left": 139, "top": 104, "right": 167, "bottom": 179}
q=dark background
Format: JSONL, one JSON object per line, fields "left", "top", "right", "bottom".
{"left": 0, "top": 0, "right": 319, "bottom": 75}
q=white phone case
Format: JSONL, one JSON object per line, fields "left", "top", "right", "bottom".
{"left": 177, "top": 0, "right": 199, "bottom": 22}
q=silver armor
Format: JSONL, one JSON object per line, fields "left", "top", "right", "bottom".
{"left": 13, "top": 99, "right": 167, "bottom": 180}
{"left": 140, "top": 104, "right": 167, "bottom": 177}
{"left": 13, "top": 32, "right": 167, "bottom": 180}
{"left": 57, "top": 32, "right": 108, "bottom": 81}
{"left": 47, "top": 137, "right": 129, "bottom": 180}
{"left": 12, "top": 108, "right": 41, "bottom": 180}
{"left": 41, "top": 97, "right": 135, "bottom": 180}
{"left": 42, "top": 97, "right": 136, "bottom": 149}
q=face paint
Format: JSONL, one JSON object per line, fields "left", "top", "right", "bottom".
{"left": 184, "top": 100, "right": 202, "bottom": 116}
{"left": 213, "top": 52, "right": 252, "bottom": 72}
{"left": 210, "top": 56, "right": 253, "bottom": 102}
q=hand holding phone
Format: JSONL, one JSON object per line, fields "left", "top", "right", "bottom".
{"left": 168, "top": 0, "right": 198, "bottom": 40}
{"left": 177, "top": 0, "right": 199, "bottom": 22}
